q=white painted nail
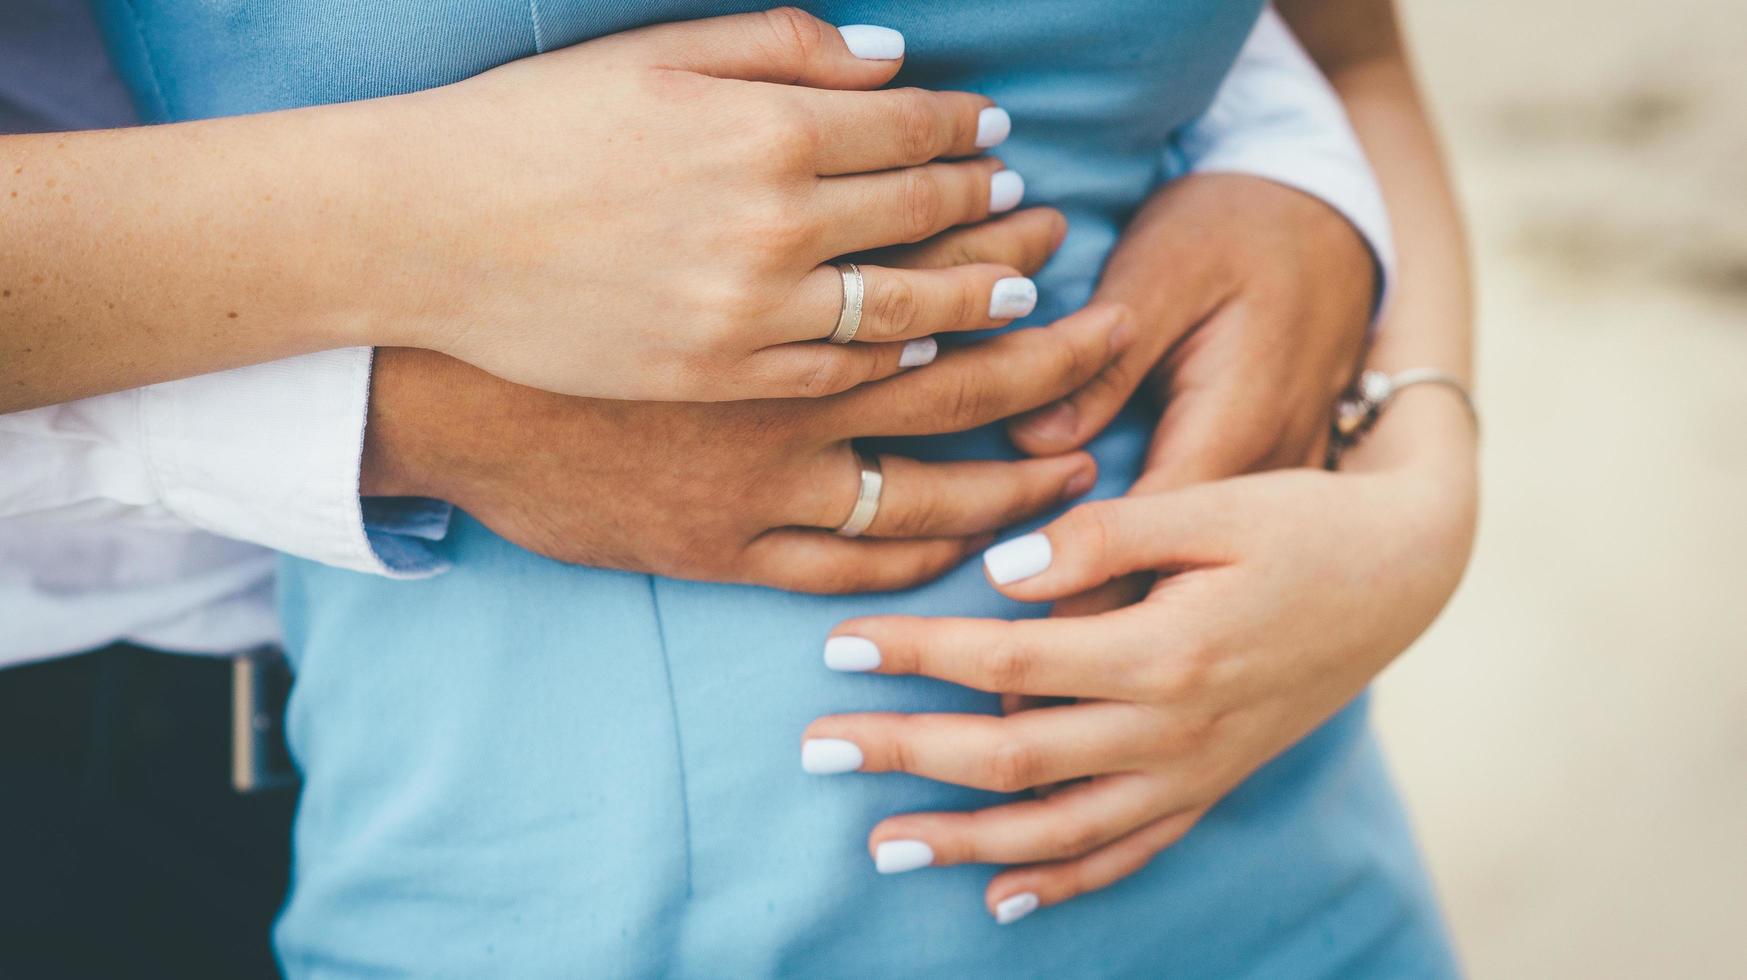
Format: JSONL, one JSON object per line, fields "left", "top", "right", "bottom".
{"left": 975, "top": 107, "right": 1012, "bottom": 148}
{"left": 988, "top": 170, "right": 1025, "bottom": 214}
{"left": 988, "top": 276, "right": 1037, "bottom": 319}
{"left": 801, "top": 738, "right": 864, "bottom": 775}
{"left": 994, "top": 892, "right": 1040, "bottom": 925}
{"left": 897, "top": 337, "right": 937, "bottom": 369}
{"left": 875, "top": 840, "right": 935, "bottom": 874}
{"left": 824, "top": 636, "right": 882, "bottom": 671}
{"left": 983, "top": 532, "right": 1052, "bottom": 585}
{"left": 838, "top": 25, "right": 905, "bottom": 60}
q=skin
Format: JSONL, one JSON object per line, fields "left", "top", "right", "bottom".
{"left": 363, "top": 209, "right": 1137, "bottom": 593}
{"left": 802, "top": 0, "right": 1480, "bottom": 922}
{"left": 0, "top": 8, "right": 1023, "bottom": 412}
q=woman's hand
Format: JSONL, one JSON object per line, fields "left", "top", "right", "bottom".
{"left": 370, "top": 9, "right": 1034, "bottom": 401}
{"left": 801, "top": 391, "right": 1477, "bottom": 918}
{"left": 1006, "top": 172, "right": 1376, "bottom": 482}
{"left": 363, "top": 208, "right": 1127, "bottom": 592}
{"left": 0, "top": 9, "right": 1028, "bottom": 413}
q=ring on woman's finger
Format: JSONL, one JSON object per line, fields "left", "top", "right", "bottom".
{"left": 826, "top": 262, "right": 865, "bottom": 344}
{"left": 835, "top": 449, "right": 884, "bottom": 537}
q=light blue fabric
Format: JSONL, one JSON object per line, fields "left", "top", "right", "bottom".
{"left": 92, "top": 1, "right": 1460, "bottom": 975}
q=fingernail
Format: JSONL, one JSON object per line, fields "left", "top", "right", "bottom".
{"left": 984, "top": 532, "right": 1052, "bottom": 585}
{"left": 898, "top": 337, "right": 937, "bottom": 369}
{"left": 975, "top": 107, "right": 1012, "bottom": 148}
{"left": 801, "top": 738, "right": 864, "bottom": 774}
{"left": 1063, "top": 465, "right": 1095, "bottom": 498}
{"left": 989, "top": 276, "right": 1037, "bottom": 319}
{"left": 875, "top": 840, "right": 935, "bottom": 874}
{"left": 994, "top": 892, "right": 1039, "bottom": 925}
{"left": 1020, "top": 401, "right": 1078, "bottom": 443}
{"left": 989, "top": 170, "right": 1025, "bottom": 214}
{"left": 824, "top": 636, "right": 882, "bottom": 672}
{"left": 837, "top": 25, "right": 905, "bottom": 60}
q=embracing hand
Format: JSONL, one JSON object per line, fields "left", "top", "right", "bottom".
{"left": 804, "top": 394, "right": 1477, "bottom": 920}
{"left": 364, "top": 208, "right": 1129, "bottom": 593}
{"left": 1008, "top": 172, "right": 1376, "bottom": 479}
{"left": 367, "top": 8, "right": 1034, "bottom": 401}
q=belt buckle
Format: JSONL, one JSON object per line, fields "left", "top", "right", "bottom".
{"left": 230, "top": 645, "right": 298, "bottom": 793}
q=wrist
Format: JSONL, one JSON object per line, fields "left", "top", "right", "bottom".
{"left": 286, "top": 95, "right": 455, "bottom": 354}
{"left": 360, "top": 347, "right": 463, "bottom": 499}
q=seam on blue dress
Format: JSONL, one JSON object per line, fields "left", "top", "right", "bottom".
{"left": 644, "top": 576, "right": 695, "bottom": 898}
{"left": 117, "top": 0, "right": 171, "bottom": 121}
{"left": 527, "top": 0, "right": 547, "bottom": 53}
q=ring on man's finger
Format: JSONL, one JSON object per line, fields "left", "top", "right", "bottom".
{"left": 835, "top": 449, "right": 884, "bottom": 537}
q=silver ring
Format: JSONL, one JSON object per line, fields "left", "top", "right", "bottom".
{"left": 835, "top": 450, "right": 884, "bottom": 537}
{"left": 827, "top": 262, "right": 864, "bottom": 344}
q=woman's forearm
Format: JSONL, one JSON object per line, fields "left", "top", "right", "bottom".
{"left": 0, "top": 106, "right": 396, "bottom": 413}
{"left": 1282, "top": 0, "right": 1476, "bottom": 477}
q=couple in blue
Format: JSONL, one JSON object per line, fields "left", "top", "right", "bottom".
{"left": 95, "top": 1, "right": 1458, "bottom": 975}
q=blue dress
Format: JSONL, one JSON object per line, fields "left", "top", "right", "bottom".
{"left": 94, "top": 1, "right": 1460, "bottom": 975}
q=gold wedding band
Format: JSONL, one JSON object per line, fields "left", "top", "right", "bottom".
{"left": 835, "top": 449, "right": 884, "bottom": 537}
{"left": 827, "top": 262, "right": 864, "bottom": 344}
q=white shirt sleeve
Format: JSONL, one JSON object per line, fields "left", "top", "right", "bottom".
{"left": 1172, "top": 5, "right": 1395, "bottom": 303}
{"left": 0, "top": 347, "right": 449, "bottom": 578}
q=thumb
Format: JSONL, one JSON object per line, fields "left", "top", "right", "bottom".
{"left": 621, "top": 8, "right": 905, "bottom": 89}
{"left": 978, "top": 492, "right": 1231, "bottom": 604}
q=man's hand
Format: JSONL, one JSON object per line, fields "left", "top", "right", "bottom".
{"left": 361, "top": 209, "right": 1129, "bottom": 594}
{"left": 1007, "top": 172, "right": 1376, "bottom": 484}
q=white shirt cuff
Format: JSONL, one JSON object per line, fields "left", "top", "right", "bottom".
{"left": 1173, "top": 7, "right": 1395, "bottom": 315}
{"left": 139, "top": 348, "right": 449, "bottom": 578}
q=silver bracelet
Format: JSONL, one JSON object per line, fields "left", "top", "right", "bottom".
{"left": 1326, "top": 368, "right": 1478, "bottom": 468}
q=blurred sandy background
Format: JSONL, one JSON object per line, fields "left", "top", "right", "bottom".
{"left": 1372, "top": 1, "right": 1747, "bottom": 975}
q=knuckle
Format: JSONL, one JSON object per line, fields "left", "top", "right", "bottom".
{"left": 987, "top": 738, "right": 1044, "bottom": 793}
{"left": 796, "top": 355, "right": 856, "bottom": 399}
{"left": 760, "top": 7, "right": 822, "bottom": 64}
{"left": 942, "top": 366, "right": 995, "bottom": 428}
{"left": 1043, "top": 820, "right": 1104, "bottom": 859}
{"left": 867, "top": 275, "right": 920, "bottom": 339}
{"left": 1063, "top": 501, "right": 1117, "bottom": 570}
{"left": 949, "top": 275, "right": 982, "bottom": 328}
{"left": 979, "top": 633, "right": 1034, "bottom": 692}
{"left": 1151, "top": 645, "right": 1215, "bottom": 701}
{"left": 887, "top": 729, "right": 919, "bottom": 775}
{"left": 898, "top": 167, "right": 945, "bottom": 241}
{"left": 883, "top": 490, "right": 939, "bottom": 537}
{"left": 743, "top": 196, "right": 814, "bottom": 261}
{"left": 893, "top": 90, "right": 940, "bottom": 162}
{"left": 762, "top": 109, "right": 820, "bottom": 171}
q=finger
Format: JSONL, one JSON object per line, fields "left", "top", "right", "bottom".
{"left": 738, "top": 530, "right": 986, "bottom": 595}
{"left": 778, "top": 259, "right": 1035, "bottom": 345}
{"left": 738, "top": 336, "right": 941, "bottom": 400}
{"left": 806, "top": 87, "right": 1007, "bottom": 174}
{"left": 816, "top": 158, "right": 1023, "bottom": 254}
{"left": 868, "top": 208, "right": 1067, "bottom": 277}
{"left": 979, "top": 492, "right": 1235, "bottom": 602}
{"left": 819, "top": 302, "right": 1132, "bottom": 438}
{"left": 791, "top": 449, "right": 1097, "bottom": 538}
{"left": 983, "top": 808, "right": 1207, "bottom": 924}
{"left": 801, "top": 701, "right": 1151, "bottom": 793}
{"left": 625, "top": 8, "right": 905, "bottom": 89}
{"left": 824, "top": 608, "right": 1165, "bottom": 700}
{"left": 1006, "top": 287, "right": 1231, "bottom": 457}
{"left": 866, "top": 773, "right": 1164, "bottom": 869}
